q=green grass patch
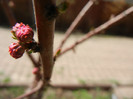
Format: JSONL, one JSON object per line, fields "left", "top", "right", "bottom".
{"left": 0, "top": 87, "right": 111, "bottom": 99}
{"left": 43, "top": 88, "right": 111, "bottom": 99}
{"left": 0, "top": 87, "right": 25, "bottom": 99}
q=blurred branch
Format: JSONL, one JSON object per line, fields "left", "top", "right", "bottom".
{"left": 56, "top": 0, "right": 94, "bottom": 51}
{"left": 0, "top": 0, "right": 16, "bottom": 26}
{"left": 14, "top": 81, "right": 43, "bottom": 99}
{"left": 58, "top": 6, "right": 133, "bottom": 57}
{"left": 26, "top": 52, "right": 40, "bottom": 67}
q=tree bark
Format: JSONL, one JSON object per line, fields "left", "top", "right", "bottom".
{"left": 33, "top": 0, "right": 55, "bottom": 83}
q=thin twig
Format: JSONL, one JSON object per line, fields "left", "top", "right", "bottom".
{"left": 56, "top": 0, "right": 94, "bottom": 50}
{"left": 14, "top": 81, "right": 43, "bottom": 99}
{"left": 58, "top": 6, "right": 133, "bottom": 57}
{"left": 26, "top": 52, "right": 40, "bottom": 67}
{"left": 35, "top": 86, "right": 45, "bottom": 99}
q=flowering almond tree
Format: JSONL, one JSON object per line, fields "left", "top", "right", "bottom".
{"left": 2, "top": 0, "right": 133, "bottom": 98}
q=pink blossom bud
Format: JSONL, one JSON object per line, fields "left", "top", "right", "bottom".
{"left": 12, "top": 23, "right": 24, "bottom": 33}
{"left": 9, "top": 43, "right": 25, "bottom": 59}
{"left": 16, "top": 25, "right": 34, "bottom": 43}
{"left": 32, "top": 67, "right": 39, "bottom": 74}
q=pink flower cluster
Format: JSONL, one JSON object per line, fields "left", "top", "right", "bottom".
{"left": 12, "top": 23, "right": 34, "bottom": 43}
{"left": 9, "top": 23, "right": 34, "bottom": 59}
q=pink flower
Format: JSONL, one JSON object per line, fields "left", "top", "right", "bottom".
{"left": 11, "top": 23, "right": 34, "bottom": 43}
{"left": 32, "top": 67, "right": 39, "bottom": 74}
{"left": 16, "top": 25, "right": 34, "bottom": 43}
{"left": 12, "top": 23, "right": 24, "bottom": 33}
{"left": 9, "top": 42, "right": 25, "bottom": 59}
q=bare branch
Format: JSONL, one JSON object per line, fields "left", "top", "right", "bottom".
{"left": 33, "top": 0, "right": 56, "bottom": 82}
{"left": 56, "top": 0, "right": 94, "bottom": 50}
{"left": 26, "top": 52, "right": 40, "bottom": 67}
{"left": 58, "top": 6, "right": 133, "bottom": 57}
{"left": 14, "top": 81, "right": 43, "bottom": 99}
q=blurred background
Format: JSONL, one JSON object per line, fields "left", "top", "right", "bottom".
{"left": 0, "top": 0, "right": 133, "bottom": 36}
{"left": 0, "top": 0, "right": 133, "bottom": 99}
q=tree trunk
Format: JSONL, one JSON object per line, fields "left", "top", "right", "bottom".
{"left": 33, "top": 0, "right": 55, "bottom": 83}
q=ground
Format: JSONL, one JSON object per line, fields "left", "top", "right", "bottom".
{"left": 0, "top": 27, "right": 133, "bottom": 99}
{"left": 0, "top": 87, "right": 111, "bottom": 99}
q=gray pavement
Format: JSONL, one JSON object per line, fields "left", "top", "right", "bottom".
{"left": 0, "top": 27, "right": 133, "bottom": 98}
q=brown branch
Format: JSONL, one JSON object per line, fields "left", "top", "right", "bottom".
{"left": 50, "top": 84, "right": 111, "bottom": 91}
{"left": 26, "top": 52, "right": 40, "bottom": 67}
{"left": 26, "top": 69, "right": 42, "bottom": 99}
{"left": 35, "top": 86, "right": 45, "bottom": 99}
{"left": 58, "top": 6, "right": 133, "bottom": 57}
{"left": 14, "top": 81, "right": 43, "bottom": 99}
{"left": 33, "top": 0, "right": 55, "bottom": 82}
{"left": 56, "top": 0, "right": 94, "bottom": 50}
